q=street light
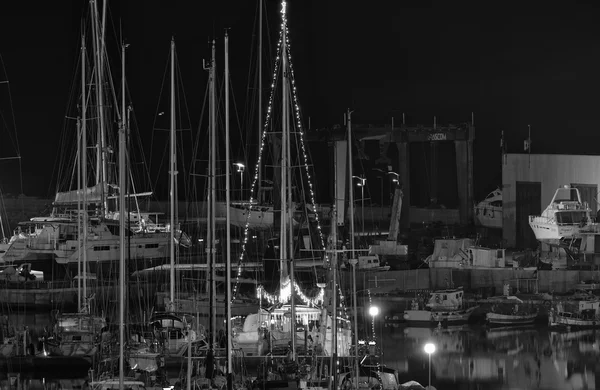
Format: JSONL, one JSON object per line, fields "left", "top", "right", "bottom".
{"left": 373, "top": 167, "right": 401, "bottom": 218}
{"left": 424, "top": 342, "right": 436, "bottom": 390}
{"left": 353, "top": 175, "right": 366, "bottom": 236}
{"left": 234, "top": 162, "right": 245, "bottom": 200}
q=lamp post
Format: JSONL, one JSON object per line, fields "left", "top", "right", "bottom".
{"left": 424, "top": 342, "right": 436, "bottom": 390}
{"left": 234, "top": 162, "right": 245, "bottom": 200}
{"left": 368, "top": 305, "right": 379, "bottom": 342}
{"left": 353, "top": 175, "right": 366, "bottom": 236}
{"left": 373, "top": 168, "right": 401, "bottom": 219}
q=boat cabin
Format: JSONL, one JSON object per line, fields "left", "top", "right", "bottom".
{"left": 425, "top": 288, "right": 465, "bottom": 311}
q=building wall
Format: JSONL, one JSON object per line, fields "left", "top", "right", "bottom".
{"left": 502, "top": 153, "right": 600, "bottom": 248}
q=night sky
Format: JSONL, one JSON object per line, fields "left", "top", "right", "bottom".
{"left": 1, "top": 1, "right": 600, "bottom": 203}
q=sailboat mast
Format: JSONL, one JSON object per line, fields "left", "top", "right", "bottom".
{"left": 257, "top": 0, "right": 263, "bottom": 198}
{"left": 169, "top": 39, "right": 176, "bottom": 310}
{"left": 90, "top": 0, "right": 107, "bottom": 195}
{"left": 118, "top": 41, "right": 127, "bottom": 389}
{"left": 279, "top": 8, "right": 288, "bottom": 297}
{"left": 77, "top": 117, "right": 82, "bottom": 311}
{"left": 347, "top": 108, "right": 360, "bottom": 386}
{"left": 209, "top": 39, "right": 217, "bottom": 349}
{"left": 82, "top": 34, "right": 88, "bottom": 305}
{"left": 224, "top": 29, "right": 233, "bottom": 390}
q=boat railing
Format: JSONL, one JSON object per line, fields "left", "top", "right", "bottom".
{"left": 529, "top": 214, "right": 588, "bottom": 227}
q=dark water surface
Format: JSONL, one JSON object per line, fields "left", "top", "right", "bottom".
{"left": 2, "top": 309, "right": 598, "bottom": 390}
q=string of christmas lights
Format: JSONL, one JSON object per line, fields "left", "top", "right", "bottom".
{"left": 232, "top": 1, "right": 328, "bottom": 306}
{"left": 367, "top": 288, "right": 376, "bottom": 341}
{"left": 257, "top": 281, "right": 325, "bottom": 307}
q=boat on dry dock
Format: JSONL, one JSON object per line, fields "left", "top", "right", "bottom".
{"left": 529, "top": 185, "right": 594, "bottom": 242}
{"left": 474, "top": 188, "right": 502, "bottom": 229}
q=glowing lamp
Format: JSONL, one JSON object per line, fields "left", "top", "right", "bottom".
{"left": 368, "top": 306, "right": 379, "bottom": 317}
{"left": 424, "top": 342, "right": 436, "bottom": 355}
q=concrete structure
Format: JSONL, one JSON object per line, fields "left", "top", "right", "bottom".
{"left": 309, "top": 120, "right": 475, "bottom": 228}
{"left": 502, "top": 153, "right": 600, "bottom": 249}
{"left": 347, "top": 268, "right": 600, "bottom": 295}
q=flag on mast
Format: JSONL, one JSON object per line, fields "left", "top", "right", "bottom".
{"left": 523, "top": 125, "right": 531, "bottom": 152}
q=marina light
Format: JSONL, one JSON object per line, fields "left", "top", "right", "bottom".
{"left": 234, "top": 162, "right": 245, "bottom": 172}
{"left": 424, "top": 342, "right": 436, "bottom": 355}
{"left": 369, "top": 305, "right": 379, "bottom": 317}
{"left": 424, "top": 342, "right": 436, "bottom": 389}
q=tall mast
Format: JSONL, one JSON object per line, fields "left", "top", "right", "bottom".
{"left": 209, "top": 39, "right": 217, "bottom": 349}
{"left": 82, "top": 33, "right": 88, "bottom": 306}
{"left": 347, "top": 108, "right": 359, "bottom": 387}
{"left": 281, "top": 0, "right": 296, "bottom": 359}
{"left": 257, "top": 0, "right": 263, "bottom": 199}
{"left": 279, "top": 3, "right": 288, "bottom": 298}
{"left": 224, "top": 29, "right": 233, "bottom": 390}
{"left": 118, "top": 41, "right": 127, "bottom": 389}
{"left": 169, "top": 39, "right": 176, "bottom": 310}
{"left": 77, "top": 117, "right": 82, "bottom": 311}
{"left": 90, "top": 0, "right": 107, "bottom": 215}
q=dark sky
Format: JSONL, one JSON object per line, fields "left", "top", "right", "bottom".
{"left": 1, "top": 1, "right": 600, "bottom": 202}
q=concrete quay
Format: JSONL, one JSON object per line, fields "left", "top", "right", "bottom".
{"left": 344, "top": 267, "right": 600, "bottom": 320}
{"left": 345, "top": 268, "right": 599, "bottom": 296}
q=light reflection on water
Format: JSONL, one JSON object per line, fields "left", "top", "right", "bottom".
{"left": 2, "top": 310, "right": 599, "bottom": 389}
{"left": 382, "top": 323, "right": 598, "bottom": 390}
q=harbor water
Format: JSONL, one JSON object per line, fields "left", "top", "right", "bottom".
{"left": 1, "top": 308, "right": 599, "bottom": 389}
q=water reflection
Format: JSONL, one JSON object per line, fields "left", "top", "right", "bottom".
{"left": 382, "top": 323, "right": 598, "bottom": 390}
{"left": 2, "top": 310, "right": 600, "bottom": 389}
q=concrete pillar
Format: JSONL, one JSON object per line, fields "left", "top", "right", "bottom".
{"left": 397, "top": 141, "right": 410, "bottom": 228}
{"left": 430, "top": 142, "right": 438, "bottom": 204}
{"left": 455, "top": 140, "right": 469, "bottom": 225}
{"left": 467, "top": 139, "right": 474, "bottom": 224}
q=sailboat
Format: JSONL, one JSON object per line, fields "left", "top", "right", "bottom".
{"left": 2, "top": 1, "right": 191, "bottom": 283}
{"left": 232, "top": 3, "right": 353, "bottom": 383}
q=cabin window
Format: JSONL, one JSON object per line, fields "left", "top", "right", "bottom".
{"left": 146, "top": 243, "right": 159, "bottom": 249}
{"left": 94, "top": 246, "right": 110, "bottom": 251}
{"left": 443, "top": 295, "right": 447, "bottom": 300}
{"left": 556, "top": 211, "right": 587, "bottom": 225}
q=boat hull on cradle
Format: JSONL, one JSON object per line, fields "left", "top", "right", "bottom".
{"left": 528, "top": 217, "right": 582, "bottom": 241}
{"left": 474, "top": 207, "right": 502, "bottom": 229}
{"left": 403, "top": 307, "right": 476, "bottom": 326}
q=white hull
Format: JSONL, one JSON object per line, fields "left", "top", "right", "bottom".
{"left": 486, "top": 312, "right": 537, "bottom": 325}
{"left": 233, "top": 306, "right": 352, "bottom": 357}
{"left": 528, "top": 217, "right": 582, "bottom": 241}
{"left": 474, "top": 189, "right": 502, "bottom": 229}
{"left": 474, "top": 208, "right": 502, "bottom": 229}
{"left": 57, "top": 234, "right": 170, "bottom": 264}
{"left": 529, "top": 186, "right": 593, "bottom": 242}
{"left": 549, "top": 312, "right": 600, "bottom": 328}
{"left": 228, "top": 204, "right": 274, "bottom": 229}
